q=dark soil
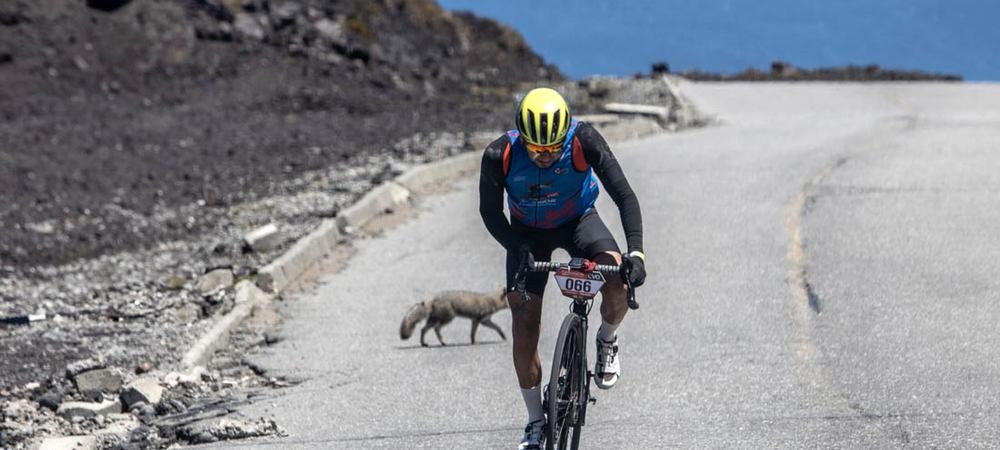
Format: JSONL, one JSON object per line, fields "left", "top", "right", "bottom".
{"left": 0, "top": 0, "right": 561, "bottom": 267}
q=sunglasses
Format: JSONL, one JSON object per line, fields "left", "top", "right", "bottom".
{"left": 526, "top": 142, "right": 563, "bottom": 154}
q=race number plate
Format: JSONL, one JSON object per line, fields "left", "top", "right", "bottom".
{"left": 554, "top": 268, "right": 605, "bottom": 300}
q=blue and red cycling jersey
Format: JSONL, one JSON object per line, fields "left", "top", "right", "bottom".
{"left": 504, "top": 120, "right": 600, "bottom": 229}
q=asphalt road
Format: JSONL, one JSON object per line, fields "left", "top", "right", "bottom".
{"left": 194, "top": 82, "right": 1000, "bottom": 449}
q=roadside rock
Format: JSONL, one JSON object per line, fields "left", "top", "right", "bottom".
{"left": 39, "top": 391, "right": 63, "bottom": 411}
{"left": 3, "top": 399, "right": 34, "bottom": 420}
{"left": 65, "top": 358, "right": 106, "bottom": 379}
{"left": 38, "top": 435, "right": 98, "bottom": 450}
{"left": 172, "top": 301, "right": 204, "bottom": 324}
{"left": 234, "top": 14, "right": 265, "bottom": 40}
{"left": 134, "top": 362, "right": 155, "bottom": 375}
{"left": 74, "top": 368, "right": 123, "bottom": 399}
{"left": 314, "top": 17, "right": 347, "bottom": 45}
{"left": 163, "top": 368, "right": 205, "bottom": 387}
{"left": 180, "top": 417, "right": 285, "bottom": 443}
{"left": 94, "top": 413, "right": 140, "bottom": 442}
{"left": 56, "top": 399, "right": 122, "bottom": 419}
{"left": 196, "top": 269, "right": 234, "bottom": 293}
{"left": 243, "top": 224, "right": 284, "bottom": 252}
{"left": 120, "top": 378, "right": 164, "bottom": 409}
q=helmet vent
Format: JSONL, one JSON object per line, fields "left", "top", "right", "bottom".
{"left": 549, "top": 109, "right": 562, "bottom": 144}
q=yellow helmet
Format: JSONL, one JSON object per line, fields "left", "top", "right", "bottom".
{"left": 515, "top": 88, "right": 571, "bottom": 146}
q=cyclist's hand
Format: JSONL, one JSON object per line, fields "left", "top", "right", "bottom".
{"left": 621, "top": 254, "right": 646, "bottom": 287}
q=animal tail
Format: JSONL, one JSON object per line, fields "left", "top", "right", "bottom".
{"left": 399, "top": 301, "right": 430, "bottom": 340}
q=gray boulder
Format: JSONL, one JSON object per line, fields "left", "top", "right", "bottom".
{"left": 120, "top": 378, "right": 164, "bottom": 409}
{"left": 74, "top": 368, "right": 122, "bottom": 399}
{"left": 196, "top": 269, "right": 234, "bottom": 293}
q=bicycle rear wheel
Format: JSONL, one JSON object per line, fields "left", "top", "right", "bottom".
{"left": 546, "top": 314, "right": 586, "bottom": 450}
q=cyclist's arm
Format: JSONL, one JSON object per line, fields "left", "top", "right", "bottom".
{"left": 577, "top": 122, "right": 644, "bottom": 254}
{"left": 479, "top": 135, "right": 519, "bottom": 251}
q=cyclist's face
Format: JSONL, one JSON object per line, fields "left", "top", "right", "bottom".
{"left": 526, "top": 142, "right": 562, "bottom": 168}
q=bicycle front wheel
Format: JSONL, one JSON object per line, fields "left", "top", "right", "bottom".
{"left": 546, "top": 314, "right": 586, "bottom": 450}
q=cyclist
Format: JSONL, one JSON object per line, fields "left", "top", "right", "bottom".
{"left": 478, "top": 87, "right": 646, "bottom": 449}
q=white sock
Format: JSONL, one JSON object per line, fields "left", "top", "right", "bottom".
{"left": 597, "top": 319, "right": 620, "bottom": 342}
{"left": 520, "top": 385, "right": 544, "bottom": 422}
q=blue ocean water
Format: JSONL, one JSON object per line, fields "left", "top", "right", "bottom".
{"left": 438, "top": 0, "right": 999, "bottom": 81}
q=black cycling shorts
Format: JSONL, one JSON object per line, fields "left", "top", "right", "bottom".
{"left": 506, "top": 209, "right": 620, "bottom": 296}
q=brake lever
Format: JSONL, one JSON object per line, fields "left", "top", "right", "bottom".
{"left": 623, "top": 263, "right": 639, "bottom": 310}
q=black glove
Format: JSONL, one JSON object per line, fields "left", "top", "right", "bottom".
{"left": 621, "top": 253, "right": 646, "bottom": 287}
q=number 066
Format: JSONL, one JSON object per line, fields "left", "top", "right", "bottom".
{"left": 564, "top": 279, "right": 592, "bottom": 292}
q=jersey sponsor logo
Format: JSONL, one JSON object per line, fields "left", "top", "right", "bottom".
{"left": 554, "top": 167, "right": 568, "bottom": 174}
{"left": 527, "top": 182, "right": 554, "bottom": 196}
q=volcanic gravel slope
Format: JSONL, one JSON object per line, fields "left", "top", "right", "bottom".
{"left": 0, "top": 0, "right": 561, "bottom": 267}
{"left": 0, "top": 3, "right": 561, "bottom": 445}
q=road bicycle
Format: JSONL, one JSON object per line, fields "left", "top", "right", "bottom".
{"left": 514, "top": 257, "right": 638, "bottom": 450}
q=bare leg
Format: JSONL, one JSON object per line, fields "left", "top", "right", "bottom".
{"left": 508, "top": 290, "right": 543, "bottom": 389}
{"left": 595, "top": 251, "right": 627, "bottom": 326}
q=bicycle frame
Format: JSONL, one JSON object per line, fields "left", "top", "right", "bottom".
{"left": 512, "top": 257, "right": 637, "bottom": 450}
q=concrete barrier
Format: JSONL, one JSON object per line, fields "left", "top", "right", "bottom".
{"left": 257, "top": 219, "right": 340, "bottom": 293}
{"left": 395, "top": 152, "right": 480, "bottom": 193}
{"left": 335, "top": 181, "right": 411, "bottom": 232}
{"left": 591, "top": 116, "right": 664, "bottom": 144}
{"left": 604, "top": 102, "right": 669, "bottom": 120}
{"left": 575, "top": 114, "right": 621, "bottom": 125}
{"left": 180, "top": 281, "right": 272, "bottom": 371}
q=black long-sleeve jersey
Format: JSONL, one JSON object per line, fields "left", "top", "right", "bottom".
{"left": 478, "top": 121, "right": 643, "bottom": 254}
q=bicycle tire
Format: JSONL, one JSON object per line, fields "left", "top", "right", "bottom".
{"left": 546, "top": 314, "right": 586, "bottom": 450}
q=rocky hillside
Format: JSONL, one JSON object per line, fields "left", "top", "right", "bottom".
{"left": 0, "top": 0, "right": 561, "bottom": 266}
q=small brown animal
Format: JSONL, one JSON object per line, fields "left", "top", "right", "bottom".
{"left": 399, "top": 289, "right": 508, "bottom": 346}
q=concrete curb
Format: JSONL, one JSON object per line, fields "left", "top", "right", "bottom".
{"left": 335, "top": 181, "right": 411, "bottom": 232}
{"left": 394, "top": 151, "right": 480, "bottom": 193}
{"left": 593, "top": 116, "right": 664, "bottom": 144}
{"left": 257, "top": 219, "right": 340, "bottom": 293}
{"left": 180, "top": 280, "right": 272, "bottom": 372}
